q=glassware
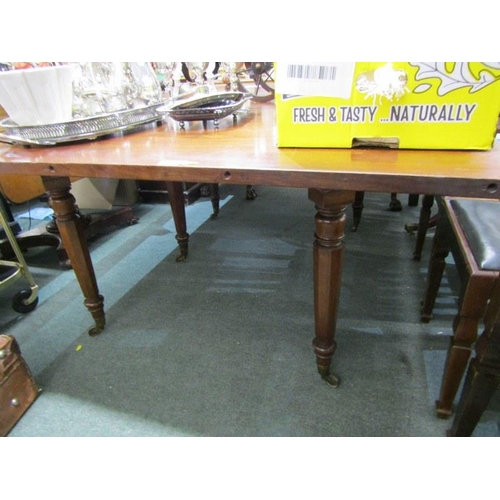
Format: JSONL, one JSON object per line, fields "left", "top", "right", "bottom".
{"left": 221, "top": 62, "right": 239, "bottom": 91}
{"left": 153, "top": 62, "right": 178, "bottom": 102}
{"left": 128, "top": 62, "right": 162, "bottom": 105}
{"left": 185, "top": 62, "right": 209, "bottom": 94}
{"left": 119, "top": 63, "right": 162, "bottom": 108}
{"left": 70, "top": 63, "right": 162, "bottom": 118}
{"left": 71, "top": 62, "right": 128, "bottom": 118}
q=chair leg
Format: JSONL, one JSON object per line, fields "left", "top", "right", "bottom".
{"left": 448, "top": 283, "right": 500, "bottom": 435}
{"left": 413, "top": 194, "right": 435, "bottom": 261}
{"left": 447, "top": 355, "right": 500, "bottom": 435}
{"left": 436, "top": 323, "right": 476, "bottom": 419}
{"left": 435, "top": 275, "right": 495, "bottom": 418}
{"left": 351, "top": 191, "right": 364, "bottom": 231}
{"left": 245, "top": 185, "right": 258, "bottom": 200}
{"left": 209, "top": 183, "right": 220, "bottom": 219}
{"left": 389, "top": 193, "right": 402, "bottom": 211}
{"left": 421, "top": 209, "right": 450, "bottom": 323}
{"left": 408, "top": 194, "right": 419, "bottom": 206}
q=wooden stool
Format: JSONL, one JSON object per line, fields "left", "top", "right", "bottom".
{"left": 421, "top": 197, "right": 500, "bottom": 418}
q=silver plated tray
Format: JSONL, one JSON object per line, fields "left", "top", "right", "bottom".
{"left": 0, "top": 104, "right": 164, "bottom": 146}
{"left": 158, "top": 92, "right": 251, "bottom": 126}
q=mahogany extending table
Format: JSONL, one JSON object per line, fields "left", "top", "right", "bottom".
{"left": 1, "top": 102, "right": 500, "bottom": 435}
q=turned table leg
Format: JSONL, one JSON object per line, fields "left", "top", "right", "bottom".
{"left": 43, "top": 176, "right": 105, "bottom": 336}
{"left": 308, "top": 189, "right": 355, "bottom": 387}
{"left": 165, "top": 181, "right": 190, "bottom": 262}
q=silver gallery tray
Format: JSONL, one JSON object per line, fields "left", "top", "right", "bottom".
{"left": 0, "top": 104, "right": 164, "bottom": 146}
{"left": 158, "top": 91, "right": 250, "bottom": 125}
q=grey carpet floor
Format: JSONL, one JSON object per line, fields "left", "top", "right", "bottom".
{"left": 2, "top": 185, "right": 499, "bottom": 437}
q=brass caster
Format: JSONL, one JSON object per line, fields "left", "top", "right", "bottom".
{"left": 175, "top": 253, "right": 187, "bottom": 262}
{"left": 405, "top": 222, "right": 418, "bottom": 235}
{"left": 59, "top": 259, "right": 72, "bottom": 270}
{"left": 321, "top": 372, "right": 341, "bottom": 388}
{"left": 88, "top": 324, "right": 104, "bottom": 336}
{"left": 435, "top": 400, "right": 453, "bottom": 419}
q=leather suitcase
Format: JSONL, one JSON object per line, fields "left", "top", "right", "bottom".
{"left": 0, "top": 334, "right": 40, "bottom": 436}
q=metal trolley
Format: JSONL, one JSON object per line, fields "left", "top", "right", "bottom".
{"left": 0, "top": 203, "right": 39, "bottom": 313}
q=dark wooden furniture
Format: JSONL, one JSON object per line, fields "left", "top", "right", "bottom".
{"left": 446, "top": 119, "right": 500, "bottom": 436}
{"left": 351, "top": 191, "right": 416, "bottom": 231}
{"left": 406, "top": 194, "right": 436, "bottom": 261}
{"left": 0, "top": 206, "right": 137, "bottom": 269}
{"left": 448, "top": 277, "right": 500, "bottom": 436}
{"left": 421, "top": 197, "right": 500, "bottom": 421}
{"left": 137, "top": 180, "right": 203, "bottom": 204}
{"left": 0, "top": 102, "right": 499, "bottom": 416}
{"left": 0, "top": 174, "right": 137, "bottom": 268}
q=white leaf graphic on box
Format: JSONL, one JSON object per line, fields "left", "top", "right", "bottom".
{"left": 483, "top": 63, "right": 500, "bottom": 70}
{"left": 409, "top": 62, "right": 500, "bottom": 95}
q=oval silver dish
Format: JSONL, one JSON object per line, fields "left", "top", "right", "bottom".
{"left": 158, "top": 92, "right": 251, "bottom": 123}
{"left": 0, "top": 104, "right": 164, "bottom": 146}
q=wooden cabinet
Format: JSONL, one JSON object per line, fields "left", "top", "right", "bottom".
{"left": 136, "top": 181, "right": 204, "bottom": 205}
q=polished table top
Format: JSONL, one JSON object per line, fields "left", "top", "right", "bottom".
{"left": 2, "top": 101, "right": 500, "bottom": 437}
{"left": 1, "top": 102, "right": 500, "bottom": 199}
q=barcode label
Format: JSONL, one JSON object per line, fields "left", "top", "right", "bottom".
{"left": 276, "top": 62, "right": 355, "bottom": 99}
{"left": 287, "top": 64, "right": 338, "bottom": 81}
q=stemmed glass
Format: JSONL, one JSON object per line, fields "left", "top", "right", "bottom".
{"left": 185, "top": 62, "right": 209, "bottom": 93}
{"left": 71, "top": 62, "right": 127, "bottom": 117}
{"left": 221, "top": 62, "right": 239, "bottom": 91}
{"left": 153, "top": 62, "right": 178, "bottom": 102}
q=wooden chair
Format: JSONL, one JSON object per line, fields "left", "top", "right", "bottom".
{"left": 351, "top": 191, "right": 419, "bottom": 231}
{"left": 352, "top": 191, "right": 437, "bottom": 268}
{"left": 420, "top": 196, "right": 500, "bottom": 418}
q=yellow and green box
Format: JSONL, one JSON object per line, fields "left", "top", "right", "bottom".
{"left": 275, "top": 62, "right": 500, "bottom": 150}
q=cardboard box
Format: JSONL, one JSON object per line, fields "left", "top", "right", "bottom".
{"left": 114, "top": 179, "right": 139, "bottom": 206}
{"left": 71, "top": 178, "right": 137, "bottom": 210}
{"left": 275, "top": 62, "right": 500, "bottom": 150}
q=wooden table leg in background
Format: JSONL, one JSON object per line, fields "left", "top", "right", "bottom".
{"left": 209, "top": 183, "right": 220, "bottom": 219}
{"left": 308, "top": 189, "right": 355, "bottom": 387}
{"left": 448, "top": 278, "right": 500, "bottom": 436}
{"left": 165, "top": 181, "right": 190, "bottom": 262}
{"left": 414, "top": 194, "right": 435, "bottom": 261}
{"left": 43, "top": 176, "right": 105, "bottom": 336}
{"left": 351, "top": 191, "right": 364, "bottom": 232}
